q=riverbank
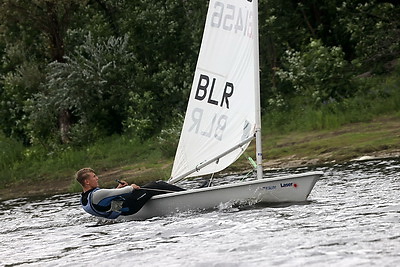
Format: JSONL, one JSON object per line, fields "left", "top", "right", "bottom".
{"left": 1, "top": 115, "right": 399, "bottom": 201}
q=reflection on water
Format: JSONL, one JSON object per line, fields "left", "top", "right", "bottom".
{"left": 1, "top": 158, "right": 399, "bottom": 266}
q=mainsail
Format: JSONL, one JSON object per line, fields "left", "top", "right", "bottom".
{"left": 170, "top": 0, "right": 259, "bottom": 183}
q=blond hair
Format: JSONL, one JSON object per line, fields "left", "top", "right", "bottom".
{"left": 75, "top": 167, "right": 95, "bottom": 186}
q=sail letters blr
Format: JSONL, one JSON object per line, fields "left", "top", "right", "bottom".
{"left": 194, "top": 74, "right": 234, "bottom": 109}
{"left": 189, "top": 74, "right": 234, "bottom": 141}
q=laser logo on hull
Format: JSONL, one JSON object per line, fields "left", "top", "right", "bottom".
{"left": 280, "top": 182, "right": 298, "bottom": 188}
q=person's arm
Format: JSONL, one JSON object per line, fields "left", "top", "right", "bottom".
{"left": 91, "top": 186, "right": 133, "bottom": 206}
{"left": 116, "top": 180, "right": 140, "bottom": 190}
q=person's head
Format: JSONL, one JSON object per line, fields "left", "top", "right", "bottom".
{"left": 75, "top": 167, "right": 99, "bottom": 190}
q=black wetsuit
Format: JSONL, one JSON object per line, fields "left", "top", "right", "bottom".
{"left": 120, "top": 181, "right": 185, "bottom": 215}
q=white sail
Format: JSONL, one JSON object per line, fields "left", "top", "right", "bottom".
{"left": 170, "top": 0, "right": 258, "bottom": 183}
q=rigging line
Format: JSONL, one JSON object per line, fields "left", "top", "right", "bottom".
{"left": 240, "top": 171, "right": 252, "bottom": 181}
{"left": 140, "top": 188, "right": 177, "bottom": 193}
{"left": 197, "top": 159, "right": 218, "bottom": 188}
{"left": 115, "top": 180, "right": 177, "bottom": 193}
{"left": 208, "top": 172, "right": 215, "bottom": 188}
{"left": 240, "top": 145, "right": 257, "bottom": 170}
{"left": 208, "top": 158, "right": 220, "bottom": 187}
{"left": 239, "top": 146, "right": 258, "bottom": 181}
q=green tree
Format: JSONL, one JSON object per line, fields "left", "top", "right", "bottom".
{"left": 0, "top": 37, "right": 45, "bottom": 143}
{"left": 122, "top": 0, "right": 208, "bottom": 138}
{"left": 0, "top": 0, "right": 87, "bottom": 143}
{"left": 28, "top": 34, "right": 135, "bottom": 146}
{"left": 275, "top": 39, "right": 354, "bottom": 106}
{"left": 1, "top": 0, "right": 399, "bottom": 151}
{"left": 338, "top": 0, "right": 400, "bottom": 72}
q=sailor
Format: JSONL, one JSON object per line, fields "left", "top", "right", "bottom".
{"left": 75, "top": 167, "right": 185, "bottom": 219}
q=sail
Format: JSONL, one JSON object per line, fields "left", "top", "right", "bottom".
{"left": 170, "top": 0, "right": 258, "bottom": 183}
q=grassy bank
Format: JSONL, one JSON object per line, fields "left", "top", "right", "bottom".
{"left": 1, "top": 114, "right": 399, "bottom": 201}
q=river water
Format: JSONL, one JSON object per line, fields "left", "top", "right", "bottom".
{"left": 1, "top": 158, "right": 399, "bottom": 266}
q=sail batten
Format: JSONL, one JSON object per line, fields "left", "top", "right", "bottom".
{"left": 170, "top": 0, "right": 259, "bottom": 183}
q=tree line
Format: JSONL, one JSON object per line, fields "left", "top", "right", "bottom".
{"left": 0, "top": 0, "right": 399, "bottom": 150}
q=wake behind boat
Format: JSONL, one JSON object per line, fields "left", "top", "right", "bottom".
{"left": 124, "top": 0, "right": 322, "bottom": 220}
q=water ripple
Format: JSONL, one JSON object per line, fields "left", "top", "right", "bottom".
{"left": 1, "top": 158, "right": 400, "bottom": 266}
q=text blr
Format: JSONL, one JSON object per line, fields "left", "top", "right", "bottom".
{"left": 195, "top": 74, "right": 233, "bottom": 109}
{"left": 188, "top": 74, "right": 235, "bottom": 141}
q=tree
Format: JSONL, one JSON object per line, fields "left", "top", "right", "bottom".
{"left": 28, "top": 34, "right": 135, "bottom": 146}
{"left": 0, "top": 0, "right": 87, "bottom": 143}
{"left": 121, "top": 0, "right": 208, "bottom": 138}
{"left": 275, "top": 39, "right": 354, "bottom": 106}
{"left": 338, "top": 0, "right": 400, "bottom": 72}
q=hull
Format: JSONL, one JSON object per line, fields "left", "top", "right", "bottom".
{"left": 123, "top": 171, "right": 323, "bottom": 220}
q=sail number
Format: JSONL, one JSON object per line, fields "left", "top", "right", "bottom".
{"left": 210, "top": 1, "right": 253, "bottom": 38}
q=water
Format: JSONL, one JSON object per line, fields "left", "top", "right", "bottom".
{"left": 1, "top": 158, "right": 399, "bottom": 266}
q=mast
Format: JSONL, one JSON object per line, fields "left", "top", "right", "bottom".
{"left": 253, "top": 0, "right": 263, "bottom": 179}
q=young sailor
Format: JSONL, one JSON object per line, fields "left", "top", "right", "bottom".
{"left": 76, "top": 167, "right": 185, "bottom": 219}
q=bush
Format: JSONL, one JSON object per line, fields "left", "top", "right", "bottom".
{"left": 156, "top": 114, "right": 183, "bottom": 158}
{"left": 264, "top": 69, "right": 400, "bottom": 134}
{"left": 275, "top": 39, "right": 355, "bottom": 106}
{"left": 27, "top": 33, "right": 135, "bottom": 147}
{"left": 0, "top": 134, "right": 25, "bottom": 184}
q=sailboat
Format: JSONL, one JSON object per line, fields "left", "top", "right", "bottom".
{"left": 124, "top": 0, "right": 322, "bottom": 220}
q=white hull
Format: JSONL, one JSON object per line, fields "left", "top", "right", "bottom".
{"left": 123, "top": 171, "right": 323, "bottom": 220}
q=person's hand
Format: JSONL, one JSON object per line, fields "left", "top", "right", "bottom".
{"left": 131, "top": 184, "right": 141, "bottom": 190}
{"left": 116, "top": 180, "right": 128, "bottom": 188}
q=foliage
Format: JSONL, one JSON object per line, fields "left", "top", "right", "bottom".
{"left": 0, "top": 0, "right": 399, "bottom": 153}
{"left": 121, "top": 1, "right": 207, "bottom": 138}
{"left": 2, "top": 68, "right": 399, "bottom": 188}
{"left": 264, "top": 70, "right": 400, "bottom": 133}
{"left": 0, "top": 131, "right": 169, "bottom": 189}
{"left": 0, "top": 133, "right": 25, "bottom": 184}
{"left": 275, "top": 39, "right": 354, "bottom": 106}
{"left": 26, "top": 34, "right": 135, "bottom": 147}
{"left": 338, "top": 0, "right": 400, "bottom": 70}
{"left": 156, "top": 114, "right": 184, "bottom": 158}
{"left": 0, "top": 60, "right": 44, "bottom": 143}
{"left": 0, "top": 0, "right": 88, "bottom": 144}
